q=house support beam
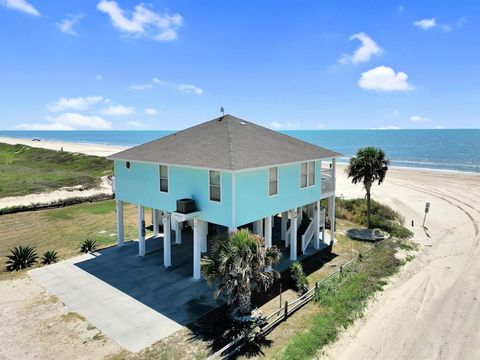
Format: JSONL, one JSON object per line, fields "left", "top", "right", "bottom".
{"left": 328, "top": 195, "right": 335, "bottom": 245}
{"left": 193, "top": 218, "right": 201, "bottom": 280}
{"left": 290, "top": 208, "right": 298, "bottom": 261}
{"left": 314, "top": 201, "right": 320, "bottom": 249}
{"left": 265, "top": 216, "right": 272, "bottom": 271}
{"left": 138, "top": 205, "right": 145, "bottom": 256}
{"left": 116, "top": 200, "right": 124, "bottom": 247}
{"left": 201, "top": 221, "right": 207, "bottom": 253}
{"left": 253, "top": 219, "right": 264, "bottom": 237}
{"left": 175, "top": 220, "right": 182, "bottom": 244}
{"left": 153, "top": 209, "right": 159, "bottom": 237}
{"left": 163, "top": 213, "right": 171, "bottom": 267}
{"left": 281, "top": 211, "right": 288, "bottom": 243}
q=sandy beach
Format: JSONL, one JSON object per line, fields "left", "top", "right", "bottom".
{"left": 1, "top": 136, "right": 480, "bottom": 358}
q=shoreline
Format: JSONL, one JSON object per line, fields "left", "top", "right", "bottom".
{"left": 1, "top": 135, "right": 479, "bottom": 177}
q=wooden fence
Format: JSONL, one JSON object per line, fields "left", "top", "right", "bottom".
{"left": 207, "top": 240, "right": 385, "bottom": 359}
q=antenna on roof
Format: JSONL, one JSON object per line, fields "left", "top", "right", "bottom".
{"left": 220, "top": 106, "right": 225, "bottom": 117}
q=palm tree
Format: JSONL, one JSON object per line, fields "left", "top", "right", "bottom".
{"left": 346, "top": 147, "right": 390, "bottom": 228}
{"left": 201, "top": 229, "right": 282, "bottom": 316}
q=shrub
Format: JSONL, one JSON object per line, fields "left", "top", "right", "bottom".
{"left": 290, "top": 261, "right": 309, "bottom": 295}
{"left": 41, "top": 250, "right": 59, "bottom": 265}
{"left": 5, "top": 245, "right": 38, "bottom": 272}
{"left": 80, "top": 239, "right": 97, "bottom": 253}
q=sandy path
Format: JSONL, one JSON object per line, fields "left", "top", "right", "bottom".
{"left": 325, "top": 166, "right": 480, "bottom": 359}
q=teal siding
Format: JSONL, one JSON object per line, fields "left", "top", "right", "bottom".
{"left": 114, "top": 160, "right": 233, "bottom": 227}
{"left": 234, "top": 161, "right": 321, "bottom": 227}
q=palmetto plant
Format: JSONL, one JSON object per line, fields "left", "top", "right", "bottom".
{"left": 80, "top": 238, "right": 97, "bottom": 253}
{"left": 346, "top": 147, "right": 390, "bottom": 228}
{"left": 201, "top": 229, "right": 282, "bottom": 316}
{"left": 5, "top": 245, "right": 38, "bottom": 272}
{"left": 290, "top": 261, "right": 309, "bottom": 295}
{"left": 41, "top": 250, "right": 59, "bottom": 265}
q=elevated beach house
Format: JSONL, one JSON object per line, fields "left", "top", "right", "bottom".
{"left": 108, "top": 115, "right": 340, "bottom": 279}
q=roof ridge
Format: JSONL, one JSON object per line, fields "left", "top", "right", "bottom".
{"left": 224, "top": 115, "right": 236, "bottom": 169}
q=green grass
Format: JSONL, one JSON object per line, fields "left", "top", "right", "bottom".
{"left": 0, "top": 200, "right": 143, "bottom": 280}
{"left": 332, "top": 198, "right": 414, "bottom": 239}
{"left": 0, "top": 143, "right": 113, "bottom": 198}
{"left": 280, "top": 242, "right": 402, "bottom": 360}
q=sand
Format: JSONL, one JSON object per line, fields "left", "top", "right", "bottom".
{"left": 1, "top": 136, "right": 480, "bottom": 358}
{"left": 325, "top": 165, "right": 480, "bottom": 359}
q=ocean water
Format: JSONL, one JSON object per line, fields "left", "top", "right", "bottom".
{"left": 0, "top": 129, "right": 479, "bottom": 173}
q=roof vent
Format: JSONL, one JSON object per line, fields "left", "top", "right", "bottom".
{"left": 240, "top": 121, "right": 246, "bottom": 125}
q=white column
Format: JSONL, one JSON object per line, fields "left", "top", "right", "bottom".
{"left": 116, "top": 200, "right": 124, "bottom": 247}
{"left": 281, "top": 211, "right": 287, "bottom": 242}
{"left": 138, "top": 205, "right": 145, "bottom": 256}
{"left": 329, "top": 196, "right": 335, "bottom": 245}
{"left": 228, "top": 227, "right": 237, "bottom": 233}
{"left": 193, "top": 218, "right": 201, "bottom": 280}
{"left": 314, "top": 201, "right": 320, "bottom": 249}
{"left": 290, "top": 208, "right": 298, "bottom": 260}
{"left": 254, "top": 219, "right": 264, "bottom": 237}
{"left": 153, "top": 209, "right": 159, "bottom": 237}
{"left": 175, "top": 220, "right": 182, "bottom": 244}
{"left": 163, "top": 213, "right": 171, "bottom": 267}
{"left": 201, "top": 220, "right": 207, "bottom": 253}
{"left": 264, "top": 216, "right": 272, "bottom": 248}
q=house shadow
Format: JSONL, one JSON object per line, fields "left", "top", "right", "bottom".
{"left": 74, "top": 217, "right": 337, "bottom": 355}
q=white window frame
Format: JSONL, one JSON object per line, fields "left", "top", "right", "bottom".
{"left": 268, "top": 166, "right": 278, "bottom": 196}
{"left": 300, "top": 161, "right": 316, "bottom": 189}
{"left": 209, "top": 170, "right": 221, "bottom": 203}
{"left": 159, "top": 165, "right": 169, "bottom": 193}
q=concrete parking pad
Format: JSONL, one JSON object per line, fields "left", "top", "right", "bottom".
{"left": 30, "top": 231, "right": 218, "bottom": 352}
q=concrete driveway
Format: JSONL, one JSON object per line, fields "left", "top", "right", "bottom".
{"left": 30, "top": 231, "right": 218, "bottom": 352}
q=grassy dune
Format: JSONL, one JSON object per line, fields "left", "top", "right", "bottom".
{"left": 0, "top": 143, "right": 113, "bottom": 198}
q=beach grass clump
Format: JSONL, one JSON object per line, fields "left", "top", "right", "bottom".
{"left": 281, "top": 242, "right": 402, "bottom": 360}
{"left": 0, "top": 143, "right": 113, "bottom": 198}
{"left": 334, "top": 198, "right": 413, "bottom": 239}
{"left": 5, "top": 245, "right": 38, "bottom": 272}
{"left": 41, "top": 250, "right": 59, "bottom": 265}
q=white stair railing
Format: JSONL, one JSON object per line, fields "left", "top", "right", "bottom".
{"left": 301, "top": 220, "right": 315, "bottom": 254}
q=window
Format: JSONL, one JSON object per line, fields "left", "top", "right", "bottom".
{"left": 300, "top": 162, "right": 308, "bottom": 188}
{"left": 268, "top": 167, "right": 278, "bottom": 196}
{"left": 300, "top": 161, "right": 316, "bottom": 188}
{"left": 308, "top": 161, "right": 315, "bottom": 186}
{"left": 209, "top": 170, "right": 221, "bottom": 202}
{"left": 159, "top": 165, "right": 168, "bottom": 192}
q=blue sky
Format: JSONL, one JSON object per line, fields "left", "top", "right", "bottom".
{"left": 0, "top": 0, "right": 479, "bottom": 130}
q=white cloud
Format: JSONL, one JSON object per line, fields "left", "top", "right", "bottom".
{"left": 338, "top": 32, "right": 382, "bottom": 64}
{"left": 130, "top": 83, "right": 153, "bottom": 90}
{"left": 16, "top": 122, "right": 74, "bottom": 130}
{"left": 414, "top": 18, "right": 436, "bottom": 29}
{"left": 372, "top": 125, "right": 401, "bottom": 130}
{"left": 359, "top": 66, "right": 413, "bottom": 92}
{"left": 47, "top": 113, "right": 111, "bottom": 129}
{"left": 18, "top": 113, "right": 112, "bottom": 130}
{"left": 126, "top": 121, "right": 147, "bottom": 128}
{"left": 435, "top": 125, "right": 444, "bottom": 129}
{"left": 57, "top": 14, "right": 83, "bottom": 35}
{"left": 178, "top": 84, "right": 203, "bottom": 95}
{"left": 409, "top": 115, "right": 429, "bottom": 122}
{"left": 1, "top": 0, "right": 40, "bottom": 16}
{"left": 270, "top": 121, "right": 300, "bottom": 129}
{"left": 101, "top": 105, "right": 135, "bottom": 116}
{"left": 96, "top": 74, "right": 103, "bottom": 80}
{"left": 97, "top": 0, "right": 183, "bottom": 41}
{"left": 145, "top": 108, "right": 158, "bottom": 115}
{"left": 48, "top": 96, "right": 104, "bottom": 111}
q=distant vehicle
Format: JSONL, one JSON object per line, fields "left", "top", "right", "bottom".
{"left": 32, "top": 138, "right": 41, "bottom": 141}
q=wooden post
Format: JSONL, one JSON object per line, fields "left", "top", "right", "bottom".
{"left": 284, "top": 301, "right": 289, "bottom": 320}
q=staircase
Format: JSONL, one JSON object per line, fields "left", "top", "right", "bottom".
{"left": 296, "top": 213, "right": 311, "bottom": 256}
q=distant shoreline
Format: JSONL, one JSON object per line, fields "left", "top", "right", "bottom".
{"left": 1, "top": 135, "right": 479, "bottom": 176}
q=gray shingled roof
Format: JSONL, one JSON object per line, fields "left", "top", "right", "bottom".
{"left": 108, "top": 115, "right": 341, "bottom": 170}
